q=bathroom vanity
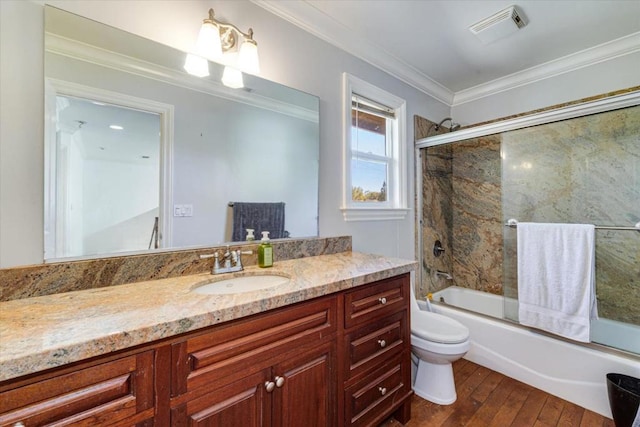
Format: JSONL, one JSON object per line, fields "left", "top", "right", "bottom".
{"left": 0, "top": 252, "right": 415, "bottom": 426}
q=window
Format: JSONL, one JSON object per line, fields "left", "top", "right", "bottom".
{"left": 342, "top": 73, "right": 408, "bottom": 221}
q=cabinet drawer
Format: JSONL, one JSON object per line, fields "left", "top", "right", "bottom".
{"left": 345, "top": 311, "right": 407, "bottom": 380}
{"left": 0, "top": 351, "right": 154, "bottom": 427}
{"left": 344, "top": 274, "right": 408, "bottom": 329}
{"left": 173, "top": 296, "right": 336, "bottom": 396}
{"left": 344, "top": 354, "right": 411, "bottom": 426}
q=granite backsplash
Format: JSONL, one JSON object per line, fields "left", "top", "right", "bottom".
{"left": 0, "top": 236, "right": 352, "bottom": 301}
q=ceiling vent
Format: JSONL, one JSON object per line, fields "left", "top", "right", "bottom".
{"left": 469, "top": 6, "right": 527, "bottom": 44}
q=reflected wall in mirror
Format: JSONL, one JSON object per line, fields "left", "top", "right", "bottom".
{"left": 43, "top": 6, "right": 320, "bottom": 261}
{"left": 45, "top": 91, "right": 163, "bottom": 259}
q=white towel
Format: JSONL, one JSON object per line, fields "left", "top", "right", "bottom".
{"left": 517, "top": 222, "right": 597, "bottom": 342}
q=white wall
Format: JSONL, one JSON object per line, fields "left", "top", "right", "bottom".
{"left": 82, "top": 158, "right": 159, "bottom": 255}
{"left": 452, "top": 52, "right": 640, "bottom": 124}
{"left": 0, "top": 1, "right": 44, "bottom": 268}
{"left": 64, "top": 131, "right": 85, "bottom": 256}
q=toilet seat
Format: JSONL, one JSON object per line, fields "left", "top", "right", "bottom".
{"left": 412, "top": 310, "right": 469, "bottom": 344}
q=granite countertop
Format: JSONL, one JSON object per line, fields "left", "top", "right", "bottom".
{"left": 0, "top": 251, "right": 416, "bottom": 382}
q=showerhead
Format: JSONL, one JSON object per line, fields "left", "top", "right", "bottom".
{"left": 435, "top": 117, "right": 460, "bottom": 132}
{"left": 427, "top": 117, "right": 460, "bottom": 135}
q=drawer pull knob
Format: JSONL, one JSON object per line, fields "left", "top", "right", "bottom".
{"left": 378, "top": 297, "right": 387, "bottom": 305}
{"left": 379, "top": 386, "right": 387, "bottom": 396}
{"left": 378, "top": 339, "right": 386, "bottom": 348}
{"left": 275, "top": 376, "right": 285, "bottom": 388}
{"left": 265, "top": 381, "right": 275, "bottom": 392}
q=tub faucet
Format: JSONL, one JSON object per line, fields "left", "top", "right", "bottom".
{"left": 435, "top": 270, "right": 453, "bottom": 280}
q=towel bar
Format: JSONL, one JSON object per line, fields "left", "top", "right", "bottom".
{"left": 504, "top": 218, "right": 640, "bottom": 232}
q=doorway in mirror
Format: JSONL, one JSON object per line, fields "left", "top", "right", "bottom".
{"left": 44, "top": 80, "right": 173, "bottom": 260}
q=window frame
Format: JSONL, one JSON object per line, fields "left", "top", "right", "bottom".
{"left": 342, "top": 73, "right": 408, "bottom": 221}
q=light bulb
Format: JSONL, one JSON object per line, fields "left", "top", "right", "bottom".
{"left": 221, "top": 66, "right": 244, "bottom": 89}
{"left": 183, "top": 53, "right": 209, "bottom": 77}
{"left": 196, "top": 22, "right": 222, "bottom": 61}
{"left": 237, "top": 40, "right": 260, "bottom": 75}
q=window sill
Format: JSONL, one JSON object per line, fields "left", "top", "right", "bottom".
{"left": 340, "top": 207, "right": 410, "bottom": 222}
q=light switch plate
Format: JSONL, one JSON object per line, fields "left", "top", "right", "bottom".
{"left": 174, "top": 204, "right": 193, "bottom": 217}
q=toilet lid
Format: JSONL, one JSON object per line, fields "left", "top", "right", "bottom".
{"left": 412, "top": 310, "right": 470, "bottom": 344}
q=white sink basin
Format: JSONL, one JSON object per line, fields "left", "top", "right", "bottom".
{"left": 192, "top": 274, "right": 290, "bottom": 295}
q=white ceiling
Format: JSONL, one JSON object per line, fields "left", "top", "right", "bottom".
{"left": 58, "top": 96, "right": 160, "bottom": 164}
{"left": 255, "top": 0, "right": 640, "bottom": 105}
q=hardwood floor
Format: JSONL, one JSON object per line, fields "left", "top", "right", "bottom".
{"left": 382, "top": 359, "right": 614, "bottom": 427}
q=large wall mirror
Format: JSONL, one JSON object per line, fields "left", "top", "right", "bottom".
{"left": 43, "top": 6, "right": 319, "bottom": 261}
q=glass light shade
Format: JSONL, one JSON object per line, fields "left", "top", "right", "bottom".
{"left": 221, "top": 66, "right": 244, "bottom": 89}
{"left": 196, "top": 22, "right": 222, "bottom": 61}
{"left": 183, "top": 53, "right": 209, "bottom": 77}
{"left": 237, "top": 40, "right": 260, "bottom": 74}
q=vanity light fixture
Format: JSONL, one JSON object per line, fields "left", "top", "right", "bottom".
{"left": 109, "top": 125, "right": 124, "bottom": 130}
{"left": 185, "top": 8, "right": 260, "bottom": 88}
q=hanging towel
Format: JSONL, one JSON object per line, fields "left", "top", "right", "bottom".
{"left": 231, "top": 202, "right": 286, "bottom": 241}
{"left": 517, "top": 222, "right": 597, "bottom": 342}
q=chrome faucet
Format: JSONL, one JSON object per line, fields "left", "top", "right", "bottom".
{"left": 222, "top": 246, "right": 233, "bottom": 269}
{"left": 200, "top": 246, "right": 253, "bottom": 274}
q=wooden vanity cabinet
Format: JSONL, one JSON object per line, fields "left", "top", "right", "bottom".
{"left": 0, "top": 272, "right": 412, "bottom": 427}
{"left": 0, "top": 350, "right": 155, "bottom": 427}
{"left": 170, "top": 296, "right": 337, "bottom": 426}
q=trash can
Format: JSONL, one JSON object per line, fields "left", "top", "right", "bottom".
{"left": 607, "top": 373, "right": 640, "bottom": 427}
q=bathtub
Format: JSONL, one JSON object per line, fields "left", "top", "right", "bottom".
{"left": 425, "top": 286, "right": 640, "bottom": 418}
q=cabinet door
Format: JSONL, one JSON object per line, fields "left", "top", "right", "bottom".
{"left": 0, "top": 351, "right": 154, "bottom": 426}
{"left": 173, "top": 297, "right": 336, "bottom": 397}
{"left": 171, "top": 368, "right": 272, "bottom": 427}
{"left": 272, "top": 341, "right": 335, "bottom": 427}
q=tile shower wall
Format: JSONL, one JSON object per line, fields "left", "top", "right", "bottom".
{"left": 417, "top": 104, "right": 639, "bottom": 325}
{"left": 502, "top": 106, "right": 640, "bottom": 325}
{"left": 452, "top": 137, "right": 503, "bottom": 294}
{"left": 415, "top": 117, "right": 453, "bottom": 298}
{"left": 421, "top": 143, "right": 454, "bottom": 297}
{"left": 416, "top": 116, "right": 503, "bottom": 298}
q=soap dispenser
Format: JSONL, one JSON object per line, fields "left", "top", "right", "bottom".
{"left": 258, "top": 231, "right": 273, "bottom": 268}
{"left": 246, "top": 228, "right": 255, "bottom": 241}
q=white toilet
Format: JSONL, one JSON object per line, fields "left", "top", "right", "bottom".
{"left": 410, "top": 287, "right": 470, "bottom": 405}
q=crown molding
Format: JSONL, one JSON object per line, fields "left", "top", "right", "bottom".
{"left": 252, "top": 0, "right": 454, "bottom": 105}
{"left": 253, "top": 1, "right": 639, "bottom": 108}
{"left": 452, "top": 32, "right": 640, "bottom": 106}
{"left": 45, "top": 33, "right": 318, "bottom": 123}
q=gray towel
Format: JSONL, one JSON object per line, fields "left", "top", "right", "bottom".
{"left": 231, "top": 202, "right": 286, "bottom": 241}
